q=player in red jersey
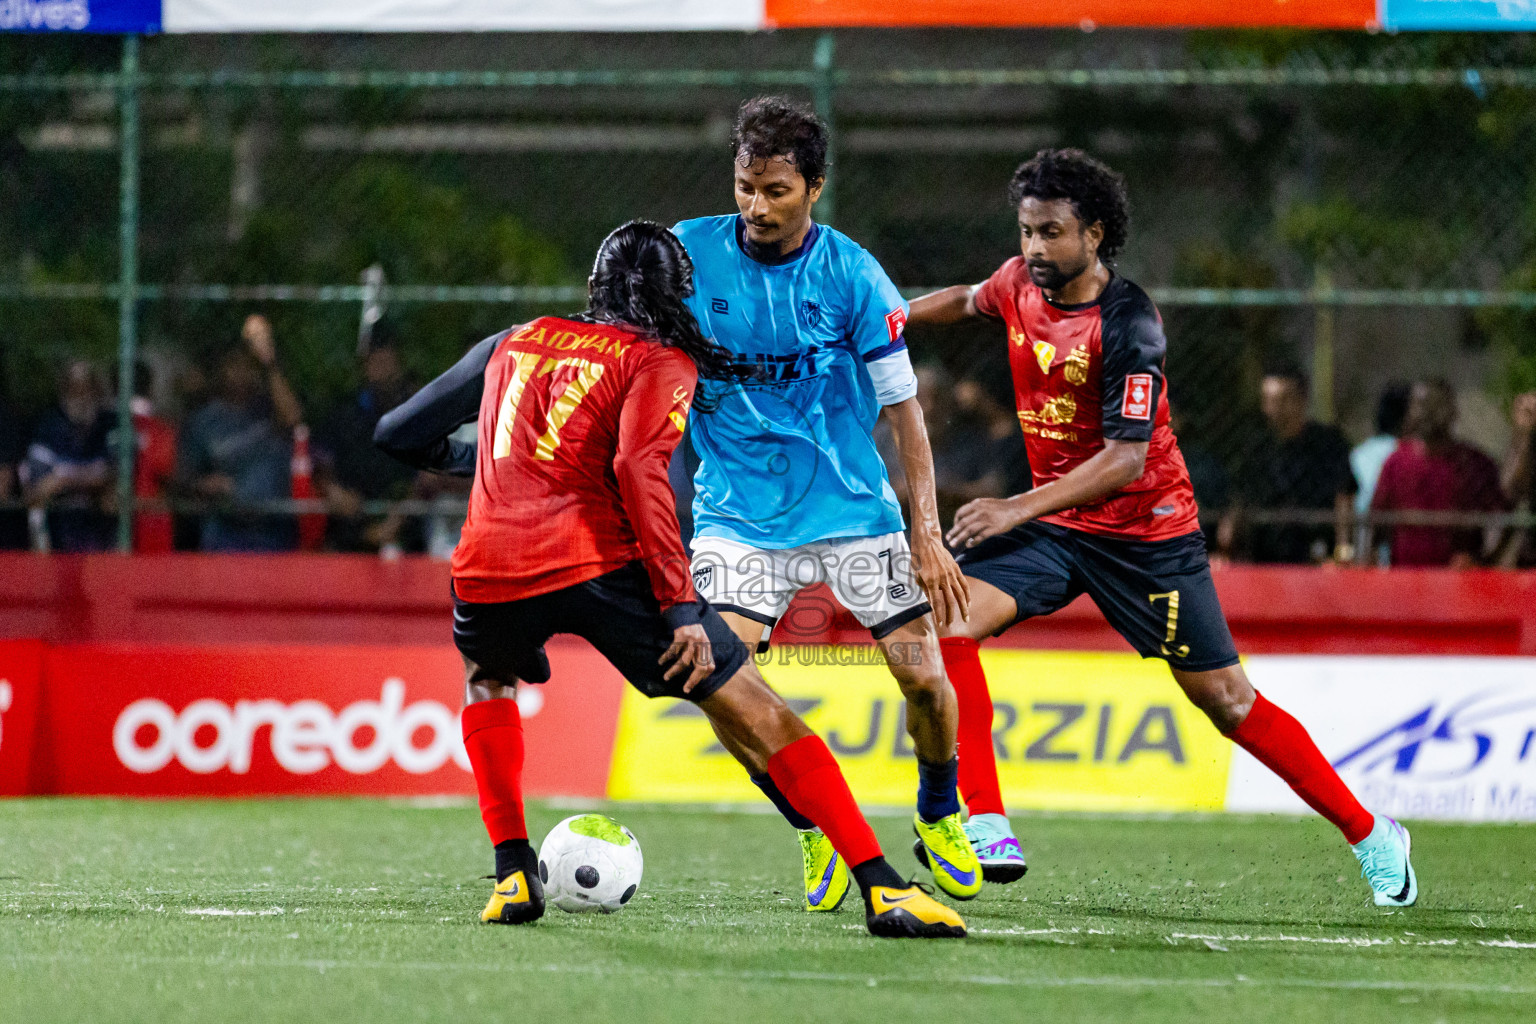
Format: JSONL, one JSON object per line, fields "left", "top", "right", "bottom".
{"left": 908, "top": 151, "right": 1418, "bottom": 907}
{"left": 374, "top": 221, "right": 965, "bottom": 937}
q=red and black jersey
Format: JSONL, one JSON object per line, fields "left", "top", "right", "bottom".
{"left": 375, "top": 315, "right": 700, "bottom": 623}
{"left": 974, "top": 257, "right": 1199, "bottom": 541}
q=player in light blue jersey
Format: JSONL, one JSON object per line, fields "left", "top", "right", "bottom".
{"left": 673, "top": 97, "right": 982, "bottom": 912}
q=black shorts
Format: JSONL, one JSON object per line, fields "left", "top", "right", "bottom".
{"left": 452, "top": 562, "right": 751, "bottom": 703}
{"left": 957, "top": 521, "right": 1240, "bottom": 674}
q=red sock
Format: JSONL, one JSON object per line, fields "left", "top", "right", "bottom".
{"left": 461, "top": 699, "right": 527, "bottom": 846}
{"left": 941, "top": 637, "right": 1006, "bottom": 817}
{"left": 1229, "top": 693, "right": 1374, "bottom": 844}
{"left": 767, "top": 735, "right": 882, "bottom": 867}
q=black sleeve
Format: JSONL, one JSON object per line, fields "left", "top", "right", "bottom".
{"left": 1325, "top": 428, "right": 1358, "bottom": 496}
{"left": 373, "top": 333, "right": 501, "bottom": 476}
{"left": 1098, "top": 279, "right": 1166, "bottom": 442}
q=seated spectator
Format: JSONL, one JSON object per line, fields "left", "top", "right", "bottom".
{"left": 0, "top": 397, "right": 26, "bottom": 549}
{"left": 175, "top": 315, "right": 303, "bottom": 552}
{"left": 1498, "top": 391, "right": 1536, "bottom": 567}
{"left": 1169, "top": 407, "right": 1229, "bottom": 524}
{"left": 1370, "top": 379, "right": 1507, "bottom": 567}
{"left": 1351, "top": 383, "right": 1411, "bottom": 564}
{"left": 316, "top": 331, "right": 422, "bottom": 553}
{"left": 131, "top": 362, "right": 177, "bottom": 554}
{"left": 952, "top": 375, "right": 1031, "bottom": 498}
{"left": 1352, "top": 383, "right": 1411, "bottom": 515}
{"left": 19, "top": 360, "right": 117, "bottom": 552}
{"left": 1220, "top": 364, "right": 1355, "bottom": 563}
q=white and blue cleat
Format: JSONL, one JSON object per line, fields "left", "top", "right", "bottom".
{"left": 1351, "top": 815, "right": 1418, "bottom": 908}
{"left": 964, "top": 813, "right": 1028, "bottom": 884}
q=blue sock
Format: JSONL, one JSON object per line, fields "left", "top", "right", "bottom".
{"left": 917, "top": 756, "right": 961, "bottom": 823}
{"left": 750, "top": 772, "right": 817, "bottom": 831}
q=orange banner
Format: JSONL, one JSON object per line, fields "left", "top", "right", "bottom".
{"left": 765, "top": 0, "right": 1377, "bottom": 29}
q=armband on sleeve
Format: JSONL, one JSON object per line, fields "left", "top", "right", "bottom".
{"left": 866, "top": 346, "right": 918, "bottom": 406}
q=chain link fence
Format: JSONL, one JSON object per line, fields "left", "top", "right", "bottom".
{"left": 3, "top": 30, "right": 1535, "bottom": 561}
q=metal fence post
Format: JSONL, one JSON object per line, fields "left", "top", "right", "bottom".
{"left": 114, "top": 34, "right": 141, "bottom": 552}
{"left": 812, "top": 32, "right": 836, "bottom": 228}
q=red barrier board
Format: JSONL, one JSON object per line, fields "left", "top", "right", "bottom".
{"left": 3, "top": 554, "right": 1535, "bottom": 655}
{"left": 0, "top": 640, "right": 44, "bottom": 796}
{"left": 765, "top": 0, "right": 1376, "bottom": 29}
{"left": 30, "top": 641, "right": 626, "bottom": 798}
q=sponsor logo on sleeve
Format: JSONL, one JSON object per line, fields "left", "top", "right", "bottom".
{"left": 1123, "top": 374, "right": 1153, "bottom": 420}
{"left": 884, "top": 307, "right": 907, "bottom": 342}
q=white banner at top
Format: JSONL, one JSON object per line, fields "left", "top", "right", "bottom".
{"left": 162, "top": 0, "right": 765, "bottom": 32}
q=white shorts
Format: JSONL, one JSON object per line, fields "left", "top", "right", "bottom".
{"left": 690, "top": 531, "right": 931, "bottom": 649}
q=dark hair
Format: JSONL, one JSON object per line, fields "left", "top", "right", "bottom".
{"left": 133, "top": 359, "right": 155, "bottom": 400}
{"left": 587, "top": 220, "right": 735, "bottom": 385}
{"left": 1008, "top": 148, "right": 1131, "bottom": 263}
{"left": 731, "top": 96, "right": 828, "bottom": 188}
{"left": 1262, "top": 361, "right": 1309, "bottom": 396}
{"left": 1374, "top": 382, "right": 1411, "bottom": 436}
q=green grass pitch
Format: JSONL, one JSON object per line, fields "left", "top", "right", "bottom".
{"left": 3, "top": 799, "right": 1534, "bottom": 1023}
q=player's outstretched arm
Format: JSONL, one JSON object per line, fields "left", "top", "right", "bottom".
{"left": 906, "top": 284, "right": 980, "bottom": 327}
{"left": 885, "top": 397, "right": 970, "bottom": 626}
{"left": 373, "top": 333, "right": 498, "bottom": 476}
{"left": 948, "top": 440, "right": 1148, "bottom": 549}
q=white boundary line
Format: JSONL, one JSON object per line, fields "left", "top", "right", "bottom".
{"left": 2, "top": 952, "right": 1533, "bottom": 995}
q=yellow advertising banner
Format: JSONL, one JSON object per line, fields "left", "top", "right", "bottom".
{"left": 607, "top": 648, "right": 1232, "bottom": 812}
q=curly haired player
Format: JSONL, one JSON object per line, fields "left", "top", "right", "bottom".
{"left": 907, "top": 149, "right": 1418, "bottom": 907}
{"left": 374, "top": 221, "right": 965, "bottom": 938}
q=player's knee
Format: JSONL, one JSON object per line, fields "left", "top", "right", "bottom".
{"left": 461, "top": 656, "right": 517, "bottom": 706}
{"left": 892, "top": 663, "right": 948, "bottom": 713}
{"left": 1181, "top": 668, "right": 1254, "bottom": 734}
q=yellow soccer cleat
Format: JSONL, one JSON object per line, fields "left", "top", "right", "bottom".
{"left": 481, "top": 868, "right": 545, "bottom": 925}
{"left": 798, "top": 828, "right": 850, "bottom": 912}
{"left": 865, "top": 882, "right": 967, "bottom": 939}
{"left": 911, "top": 812, "right": 983, "bottom": 900}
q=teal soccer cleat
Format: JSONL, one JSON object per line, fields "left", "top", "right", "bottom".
{"left": 964, "top": 813, "right": 1028, "bottom": 884}
{"left": 1352, "top": 815, "right": 1418, "bottom": 908}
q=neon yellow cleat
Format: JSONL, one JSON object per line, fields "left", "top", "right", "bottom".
{"left": 798, "top": 828, "right": 850, "bottom": 912}
{"left": 911, "top": 812, "right": 983, "bottom": 901}
{"left": 481, "top": 868, "right": 545, "bottom": 925}
{"left": 865, "top": 882, "right": 966, "bottom": 938}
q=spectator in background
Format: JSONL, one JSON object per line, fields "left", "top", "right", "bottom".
{"left": 1219, "top": 365, "right": 1355, "bottom": 563}
{"left": 131, "top": 361, "right": 177, "bottom": 553}
{"left": 20, "top": 360, "right": 117, "bottom": 552}
{"left": 1351, "top": 383, "right": 1411, "bottom": 515}
{"left": 0, "top": 397, "right": 27, "bottom": 549}
{"left": 1370, "top": 378, "right": 1507, "bottom": 567}
{"left": 1497, "top": 391, "right": 1536, "bottom": 567}
{"left": 316, "top": 330, "right": 421, "bottom": 553}
{"left": 1169, "top": 407, "right": 1229, "bottom": 526}
{"left": 1350, "top": 382, "right": 1410, "bottom": 564}
{"left": 953, "top": 374, "right": 1031, "bottom": 498}
{"left": 176, "top": 314, "right": 302, "bottom": 552}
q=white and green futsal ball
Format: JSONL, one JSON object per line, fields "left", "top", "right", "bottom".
{"left": 539, "top": 814, "right": 644, "bottom": 914}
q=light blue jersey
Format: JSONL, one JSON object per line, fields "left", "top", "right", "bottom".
{"left": 674, "top": 215, "right": 913, "bottom": 548}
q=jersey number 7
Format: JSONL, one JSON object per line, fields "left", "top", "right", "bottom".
{"left": 492, "top": 352, "right": 606, "bottom": 461}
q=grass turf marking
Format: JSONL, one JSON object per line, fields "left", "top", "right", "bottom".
{"left": 4, "top": 952, "right": 1534, "bottom": 996}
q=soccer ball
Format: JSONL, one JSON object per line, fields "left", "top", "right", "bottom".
{"left": 539, "top": 814, "right": 644, "bottom": 914}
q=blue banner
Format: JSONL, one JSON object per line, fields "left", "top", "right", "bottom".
{"left": 0, "top": 0, "right": 160, "bottom": 32}
{"left": 1383, "top": 0, "right": 1536, "bottom": 28}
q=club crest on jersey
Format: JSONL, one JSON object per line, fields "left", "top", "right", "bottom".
{"left": 1033, "top": 341, "right": 1056, "bottom": 374}
{"left": 800, "top": 299, "right": 823, "bottom": 328}
{"left": 1064, "top": 344, "right": 1091, "bottom": 386}
{"left": 1123, "top": 374, "right": 1153, "bottom": 420}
